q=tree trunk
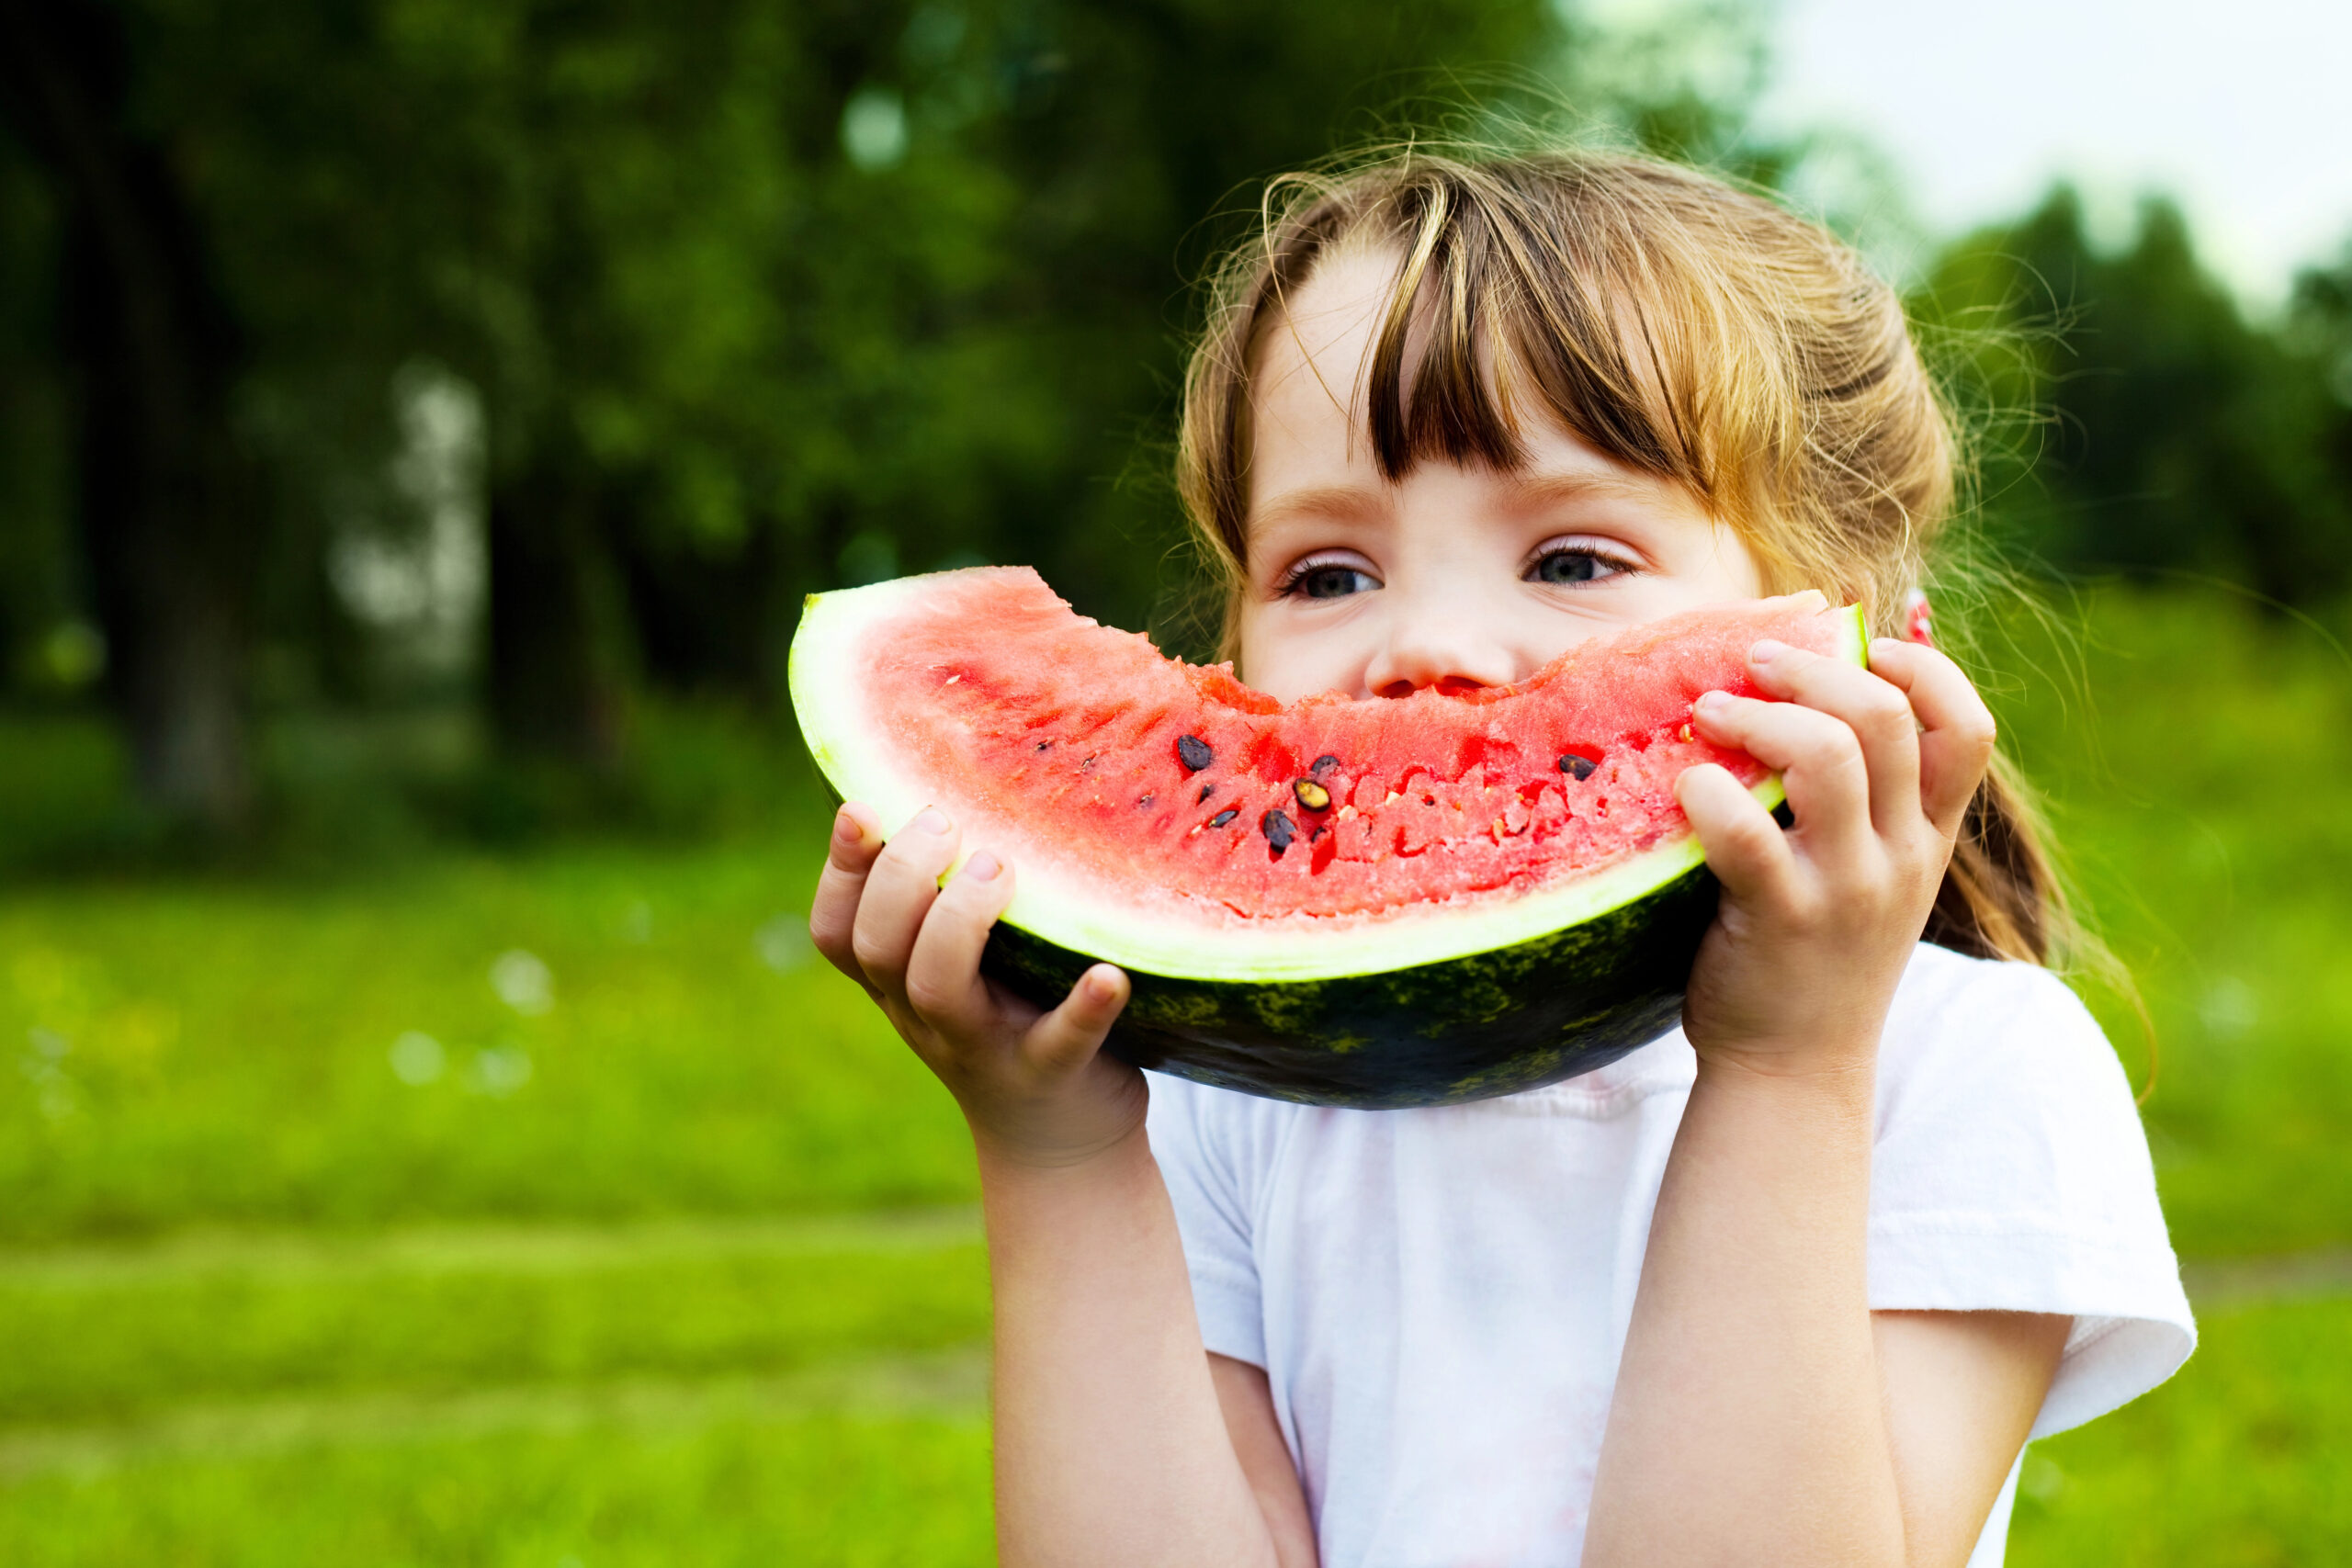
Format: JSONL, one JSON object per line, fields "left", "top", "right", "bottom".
{"left": 486, "top": 461, "right": 631, "bottom": 770}
{"left": 0, "top": 0, "right": 257, "bottom": 828}
{"left": 619, "top": 521, "right": 786, "bottom": 704}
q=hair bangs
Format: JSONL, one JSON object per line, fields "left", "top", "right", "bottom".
{"left": 1356, "top": 170, "right": 1713, "bottom": 505}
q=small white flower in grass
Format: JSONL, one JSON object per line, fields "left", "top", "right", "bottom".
{"left": 840, "top": 85, "right": 908, "bottom": 171}
{"left": 390, "top": 1031, "right": 447, "bottom": 1085}
{"left": 491, "top": 950, "right": 555, "bottom": 1015}
{"left": 755, "top": 915, "right": 812, "bottom": 975}
{"left": 21, "top": 1032, "right": 78, "bottom": 1119}
{"left": 2199, "top": 976, "right": 2258, "bottom": 1041}
{"left": 466, "top": 1044, "right": 534, "bottom": 1097}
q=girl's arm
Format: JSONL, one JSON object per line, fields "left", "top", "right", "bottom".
{"left": 1584, "top": 637, "right": 2058, "bottom": 1568}
{"left": 808, "top": 806, "right": 1313, "bottom": 1568}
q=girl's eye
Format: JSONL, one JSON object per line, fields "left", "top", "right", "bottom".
{"left": 1283, "top": 563, "right": 1381, "bottom": 600}
{"left": 1526, "top": 547, "right": 1629, "bottom": 587}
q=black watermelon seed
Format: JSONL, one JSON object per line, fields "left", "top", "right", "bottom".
{"left": 1207, "top": 807, "right": 1239, "bottom": 829}
{"left": 1035, "top": 739, "right": 1053, "bottom": 752}
{"left": 1261, "top": 808, "right": 1296, "bottom": 854}
{"left": 1177, "top": 735, "right": 1214, "bottom": 773}
{"left": 1196, "top": 783, "right": 1216, "bottom": 804}
{"left": 1292, "top": 778, "right": 1331, "bottom": 811}
{"left": 1310, "top": 753, "right": 1341, "bottom": 776}
{"left": 1136, "top": 793, "right": 1154, "bottom": 809}
{"left": 1557, "top": 752, "right": 1599, "bottom": 781}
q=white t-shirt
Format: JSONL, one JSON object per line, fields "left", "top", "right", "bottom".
{"left": 1147, "top": 942, "right": 2194, "bottom": 1568}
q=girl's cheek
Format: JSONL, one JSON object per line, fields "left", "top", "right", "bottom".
{"left": 1246, "top": 615, "right": 1373, "bottom": 704}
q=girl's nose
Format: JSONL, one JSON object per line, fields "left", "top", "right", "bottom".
{"left": 1363, "top": 615, "right": 1520, "bottom": 699}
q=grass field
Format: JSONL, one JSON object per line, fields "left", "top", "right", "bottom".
{"left": 3, "top": 584, "right": 2348, "bottom": 1562}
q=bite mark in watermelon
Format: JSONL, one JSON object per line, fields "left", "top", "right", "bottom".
{"left": 791, "top": 568, "right": 1866, "bottom": 1108}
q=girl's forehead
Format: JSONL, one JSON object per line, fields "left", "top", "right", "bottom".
{"left": 1246, "top": 250, "right": 1669, "bottom": 513}
{"left": 1250, "top": 254, "right": 1395, "bottom": 427}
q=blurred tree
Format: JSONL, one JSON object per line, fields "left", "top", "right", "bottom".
{"left": 2289, "top": 242, "right": 2352, "bottom": 569}
{"left": 194, "top": 0, "right": 1599, "bottom": 761}
{"left": 0, "top": 0, "right": 264, "bottom": 825}
{"left": 0, "top": 0, "right": 1829, "bottom": 801}
{"left": 0, "top": 129, "right": 78, "bottom": 695}
{"left": 1926, "top": 188, "right": 2352, "bottom": 605}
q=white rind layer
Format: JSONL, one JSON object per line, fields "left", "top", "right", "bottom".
{"left": 789, "top": 572, "right": 1866, "bottom": 984}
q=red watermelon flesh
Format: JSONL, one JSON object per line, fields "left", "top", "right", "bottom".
{"left": 796, "top": 567, "right": 1860, "bottom": 931}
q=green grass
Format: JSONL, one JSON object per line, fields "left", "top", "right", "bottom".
{"left": 7, "top": 1307, "right": 2341, "bottom": 1568}
{"left": 1, "top": 583, "right": 2348, "bottom": 1561}
{"left": 0, "top": 1409, "right": 996, "bottom": 1567}
{"left": 2010, "top": 1295, "right": 2352, "bottom": 1566}
{"left": 1982, "top": 589, "right": 2352, "bottom": 1256}
{"left": 0, "top": 836, "right": 973, "bottom": 1240}
{"left": 0, "top": 1213, "right": 985, "bottom": 1426}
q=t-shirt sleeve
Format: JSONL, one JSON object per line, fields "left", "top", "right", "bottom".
{"left": 1145, "top": 1071, "right": 1272, "bottom": 1369}
{"left": 1868, "top": 948, "right": 2196, "bottom": 1438}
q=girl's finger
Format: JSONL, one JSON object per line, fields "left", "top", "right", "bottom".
{"left": 1675, "top": 761, "right": 1796, "bottom": 903}
{"left": 1745, "top": 639, "right": 1922, "bottom": 836}
{"left": 901, "top": 850, "right": 1023, "bottom": 1039}
{"left": 1023, "top": 964, "right": 1131, "bottom": 1077}
{"left": 1866, "top": 639, "right": 2000, "bottom": 838}
{"left": 809, "top": 803, "right": 885, "bottom": 997}
{"left": 1688, "top": 691, "right": 1875, "bottom": 867}
{"left": 850, "top": 806, "right": 963, "bottom": 1005}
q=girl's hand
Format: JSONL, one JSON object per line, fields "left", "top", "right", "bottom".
{"left": 808, "top": 803, "right": 1148, "bottom": 1168}
{"left": 1674, "top": 637, "right": 1998, "bottom": 1077}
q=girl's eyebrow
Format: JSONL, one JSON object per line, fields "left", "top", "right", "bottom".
{"left": 1498, "top": 470, "right": 1660, "bottom": 511}
{"left": 1249, "top": 483, "right": 1386, "bottom": 532}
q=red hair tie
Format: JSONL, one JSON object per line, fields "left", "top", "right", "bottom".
{"left": 1902, "top": 588, "right": 1935, "bottom": 649}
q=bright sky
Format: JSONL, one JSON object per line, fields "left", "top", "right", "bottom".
{"left": 1753, "top": 0, "right": 2352, "bottom": 309}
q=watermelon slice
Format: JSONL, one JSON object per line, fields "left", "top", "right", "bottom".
{"left": 791, "top": 568, "right": 1866, "bottom": 1108}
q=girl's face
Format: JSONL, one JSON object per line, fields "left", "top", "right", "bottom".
{"left": 1236, "top": 248, "right": 1764, "bottom": 703}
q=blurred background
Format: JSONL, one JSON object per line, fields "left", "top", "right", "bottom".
{"left": 2, "top": 0, "right": 2347, "bottom": 1561}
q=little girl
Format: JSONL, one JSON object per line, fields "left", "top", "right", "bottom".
{"left": 809, "top": 150, "right": 2192, "bottom": 1567}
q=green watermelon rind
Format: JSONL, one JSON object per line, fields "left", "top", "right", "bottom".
{"left": 978, "top": 860, "right": 1723, "bottom": 1107}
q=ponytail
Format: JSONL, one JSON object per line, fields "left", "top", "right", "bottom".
{"left": 1925, "top": 751, "right": 2069, "bottom": 965}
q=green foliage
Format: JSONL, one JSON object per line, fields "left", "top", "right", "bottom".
{"left": 0, "top": 824, "right": 974, "bottom": 1239}
{"left": 5, "top": 0, "right": 1825, "bottom": 729}
{"left": 0, "top": 135, "right": 74, "bottom": 687}
{"left": 1922, "top": 187, "right": 2352, "bottom": 604}
{"left": 0, "top": 1218, "right": 986, "bottom": 1426}
{"left": 1977, "top": 587, "right": 2352, "bottom": 1256}
{"left": 0, "top": 1409, "right": 998, "bottom": 1566}
{"left": 52, "top": 0, "right": 1600, "bottom": 712}
{"left": 2010, "top": 1297, "right": 2352, "bottom": 1566}
{"left": 0, "top": 696, "right": 839, "bottom": 875}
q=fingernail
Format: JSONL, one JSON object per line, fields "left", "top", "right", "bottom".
{"left": 1694, "top": 689, "right": 1730, "bottom": 712}
{"left": 1749, "top": 638, "right": 1790, "bottom": 664}
{"left": 834, "top": 807, "right": 863, "bottom": 842}
{"left": 962, "top": 851, "right": 1001, "bottom": 881}
{"left": 912, "top": 807, "right": 950, "bottom": 835}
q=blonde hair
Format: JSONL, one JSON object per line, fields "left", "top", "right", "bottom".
{"left": 1176, "top": 147, "right": 2073, "bottom": 966}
